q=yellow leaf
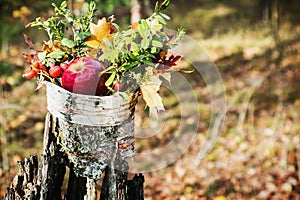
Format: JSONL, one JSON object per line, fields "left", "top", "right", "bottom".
{"left": 43, "top": 40, "right": 59, "bottom": 52}
{"left": 140, "top": 75, "right": 164, "bottom": 118}
{"left": 85, "top": 18, "right": 113, "bottom": 49}
{"left": 214, "top": 196, "right": 227, "bottom": 200}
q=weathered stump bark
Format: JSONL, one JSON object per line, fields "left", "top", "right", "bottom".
{"left": 4, "top": 155, "right": 40, "bottom": 200}
{"left": 66, "top": 168, "right": 90, "bottom": 200}
{"left": 127, "top": 174, "right": 145, "bottom": 200}
{"left": 4, "top": 113, "right": 144, "bottom": 200}
{"left": 100, "top": 143, "right": 144, "bottom": 200}
{"left": 38, "top": 113, "right": 66, "bottom": 200}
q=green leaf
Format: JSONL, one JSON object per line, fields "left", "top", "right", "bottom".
{"left": 160, "top": 0, "right": 171, "bottom": 11}
{"left": 60, "top": 20, "right": 69, "bottom": 26}
{"left": 147, "top": 53, "right": 157, "bottom": 59}
{"left": 154, "top": 1, "right": 159, "bottom": 13}
{"left": 99, "top": 66, "right": 116, "bottom": 75}
{"left": 38, "top": 52, "right": 46, "bottom": 61}
{"left": 141, "top": 19, "right": 148, "bottom": 29}
{"left": 112, "top": 22, "right": 120, "bottom": 31}
{"left": 51, "top": 3, "right": 57, "bottom": 8}
{"left": 142, "top": 60, "right": 155, "bottom": 66}
{"left": 61, "top": 38, "right": 76, "bottom": 48}
{"left": 160, "top": 13, "right": 170, "bottom": 20}
{"left": 137, "top": 19, "right": 151, "bottom": 39}
{"left": 123, "top": 29, "right": 137, "bottom": 37}
{"left": 122, "top": 61, "right": 140, "bottom": 70}
{"left": 109, "top": 49, "right": 120, "bottom": 61}
{"left": 141, "top": 38, "right": 150, "bottom": 49}
{"left": 119, "top": 64, "right": 130, "bottom": 71}
{"left": 105, "top": 72, "right": 116, "bottom": 87}
{"left": 43, "top": 21, "right": 50, "bottom": 27}
{"left": 152, "top": 24, "right": 163, "bottom": 31}
{"left": 137, "top": 55, "right": 146, "bottom": 60}
{"left": 151, "top": 47, "right": 157, "bottom": 54}
{"left": 152, "top": 40, "right": 163, "bottom": 48}
{"left": 129, "top": 53, "right": 137, "bottom": 60}
{"left": 77, "top": 32, "right": 91, "bottom": 40}
{"left": 137, "top": 24, "right": 145, "bottom": 37}
{"left": 121, "top": 37, "right": 133, "bottom": 46}
{"left": 103, "top": 38, "right": 113, "bottom": 48}
{"left": 89, "top": 1, "right": 96, "bottom": 11}
{"left": 130, "top": 42, "right": 139, "bottom": 52}
{"left": 60, "top": 1, "right": 68, "bottom": 9}
{"left": 47, "top": 50, "right": 65, "bottom": 59}
{"left": 155, "top": 14, "right": 167, "bottom": 25}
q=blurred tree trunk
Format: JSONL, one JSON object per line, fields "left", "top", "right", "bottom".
{"left": 130, "top": 0, "right": 152, "bottom": 23}
{"left": 271, "top": 0, "right": 283, "bottom": 64}
{"left": 131, "top": 0, "right": 142, "bottom": 23}
{"left": 260, "top": 0, "right": 272, "bottom": 21}
{"left": 260, "top": 0, "right": 283, "bottom": 64}
{"left": 271, "top": 0, "right": 280, "bottom": 43}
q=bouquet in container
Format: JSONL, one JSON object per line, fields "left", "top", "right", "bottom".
{"left": 22, "top": 0, "right": 185, "bottom": 118}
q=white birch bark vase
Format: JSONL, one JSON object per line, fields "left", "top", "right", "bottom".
{"left": 45, "top": 82, "right": 137, "bottom": 180}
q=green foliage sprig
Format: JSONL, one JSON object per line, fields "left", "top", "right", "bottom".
{"left": 98, "top": 0, "right": 185, "bottom": 92}
{"left": 23, "top": 0, "right": 185, "bottom": 117}
{"left": 26, "top": 1, "right": 96, "bottom": 61}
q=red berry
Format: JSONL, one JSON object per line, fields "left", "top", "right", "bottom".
{"left": 31, "top": 61, "right": 41, "bottom": 73}
{"left": 60, "top": 62, "right": 69, "bottom": 70}
{"left": 110, "top": 26, "right": 115, "bottom": 34}
{"left": 39, "top": 64, "right": 47, "bottom": 72}
{"left": 113, "top": 82, "right": 123, "bottom": 91}
{"left": 49, "top": 66, "right": 62, "bottom": 78}
{"left": 23, "top": 70, "right": 37, "bottom": 79}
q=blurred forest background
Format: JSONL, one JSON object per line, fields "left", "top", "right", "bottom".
{"left": 1, "top": 0, "right": 300, "bottom": 199}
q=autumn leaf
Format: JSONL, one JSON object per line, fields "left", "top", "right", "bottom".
{"left": 85, "top": 18, "right": 113, "bottom": 49}
{"left": 42, "top": 40, "right": 60, "bottom": 53}
{"left": 140, "top": 75, "right": 165, "bottom": 118}
{"left": 132, "top": 22, "right": 138, "bottom": 30}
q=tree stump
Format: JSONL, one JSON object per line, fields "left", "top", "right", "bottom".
{"left": 4, "top": 113, "right": 144, "bottom": 200}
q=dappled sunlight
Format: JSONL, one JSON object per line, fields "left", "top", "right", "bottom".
{"left": 185, "top": 5, "right": 236, "bottom": 30}
{"left": 199, "top": 25, "right": 276, "bottom": 60}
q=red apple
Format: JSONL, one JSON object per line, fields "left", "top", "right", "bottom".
{"left": 96, "top": 73, "right": 111, "bottom": 96}
{"left": 61, "top": 57, "right": 106, "bottom": 95}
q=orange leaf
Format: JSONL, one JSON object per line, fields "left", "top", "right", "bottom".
{"left": 85, "top": 18, "right": 113, "bottom": 49}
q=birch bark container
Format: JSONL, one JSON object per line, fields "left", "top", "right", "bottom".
{"left": 45, "top": 82, "right": 137, "bottom": 180}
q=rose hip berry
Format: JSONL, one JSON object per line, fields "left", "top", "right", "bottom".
{"left": 31, "top": 61, "right": 40, "bottom": 72}
{"left": 49, "top": 66, "right": 62, "bottom": 77}
{"left": 39, "top": 64, "right": 47, "bottom": 72}
{"left": 110, "top": 26, "right": 115, "bottom": 34}
{"left": 23, "top": 70, "right": 37, "bottom": 79}
{"left": 60, "top": 62, "right": 69, "bottom": 71}
{"left": 113, "top": 82, "right": 123, "bottom": 91}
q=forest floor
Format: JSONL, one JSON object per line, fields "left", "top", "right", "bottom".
{"left": 1, "top": 1, "right": 300, "bottom": 199}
